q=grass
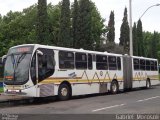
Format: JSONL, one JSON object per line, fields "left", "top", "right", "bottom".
{"left": 0, "top": 87, "right": 3, "bottom": 93}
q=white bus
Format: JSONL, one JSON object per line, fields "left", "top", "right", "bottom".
{"left": 2, "top": 44, "right": 159, "bottom": 100}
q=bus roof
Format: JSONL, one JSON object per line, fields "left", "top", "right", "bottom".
{"left": 9, "top": 44, "right": 158, "bottom": 60}
{"left": 11, "top": 44, "right": 123, "bottom": 57}
{"left": 132, "top": 56, "right": 157, "bottom": 61}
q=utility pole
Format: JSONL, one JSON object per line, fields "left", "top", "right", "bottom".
{"left": 129, "top": 0, "right": 133, "bottom": 56}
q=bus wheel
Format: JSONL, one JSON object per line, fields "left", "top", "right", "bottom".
{"left": 110, "top": 80, "right": 119, "bottom": 94}
{"left": 146, "top": 79, "right": 151, "bottom": 89}
{"left": 58, "top": 83, "right": 71, "bottom": 101}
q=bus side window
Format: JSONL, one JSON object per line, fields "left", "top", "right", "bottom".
{"left": 145, "top": 60, "right": 150, "bottom": 71}
{"left": 88, "top": 54, "right": 92, "bottom": 70}
{"left": 117, "top": 57, "right": 121, "bottom": 70}
{"left": 96, "top": 55, "right": 108, "bottom": 70}
{"left": 140, "top": 59, "right": 145, "bottom": 70}
{"left": 133, "top": 59, "right": 140, "bottom": 70}
{"left": 154, "top": 61, "right": 158, "bottom": 71}
{"left": 108, "top": 56, "right": 117, "bottom": 70}
{"left": 59, "top": 51, "right": 74, "bottom": 69}
{"left": 75, "top": 53, "right": 87, "bottom": 69}
{"left": 150, "top": 61, "right": 155, "bottom": 71}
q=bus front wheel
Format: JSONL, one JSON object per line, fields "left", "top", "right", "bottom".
{"left": 58, "top": 83, "right": 71, "bottom": 101}
{"left": 110, "top": 80, "right": 119, "bottom": 94}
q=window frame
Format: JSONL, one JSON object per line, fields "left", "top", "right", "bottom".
{"left": 108, "top": 56, "right": 117, "bottom": 70}
{"left": 133, "top": 58, "right": 140, "bottom": 70}
{"left": 117, "top": 57, "right": 121, "bottom": 70}
{"left": 96, "top": 55, "right": 108, "bottom": 70}
{"left": 88, "top": 54, "right": 93, "bottom": 70}
{"left": 59, "top": 51, "right": 75, "bottom": 69}
{"left": 75, "top": 52, "right": 87, "bottom": 69}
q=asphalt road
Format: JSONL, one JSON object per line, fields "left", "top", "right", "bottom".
{"left": 0, "top": 85, "right": 160, "bottom": 120}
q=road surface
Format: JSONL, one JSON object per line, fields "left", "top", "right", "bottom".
{"left": 0, "top": 85, "right": 160, "bottom": 120}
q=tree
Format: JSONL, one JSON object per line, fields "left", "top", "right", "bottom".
{"left": 0, "top": 11, "right": 24, "bottom": 55}
{"left": 48, "top": 3, "right": 61, "bottom": 46}
{"left": 137, "top": 19, "right": 144, "bottom": 56}
{"left": 100, "top": 42, "right": 125, "bottom": 54}
{"left": 143, "top": 31, "right": 152, "bottom": 57}
{"left": 0, "top": 14, "right": 2, "bottom": 22}
{"left": 119, "top": 7, "right": 129, "bottom": 54}
{"left": 132, "top": 22, "right": 138, "bottom": 56}
{"left": 59, "top": 0, "right": 71, "bottom": 47}
{"left": 107, "top": 11, "right": 115, "bottom": 43}
{"left": 37, "top": 0, "right": 49, "bottom": 44}
{"left": 77, "top": 0, "right": 92, "bottom": 50}
{"left": 90, "top": 2, "right": 105, "bottom": 51}
{"left": 77, "top": 0, "right": 104, "bottom": 50}
{"left": 72, "top": 0, "right": 80, "bottom": 48}
{"left": 150, "top": 31, "right": 158, "bottom": 58}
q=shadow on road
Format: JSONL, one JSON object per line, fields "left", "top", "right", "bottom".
{"left": 0, "top": 85, "right": 159, "bottom": 108}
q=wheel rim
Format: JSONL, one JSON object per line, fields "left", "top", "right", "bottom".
{"left": 61, "top": 88, "right": 68, "bottom": 96}
{"left": 147, "top": 81, "right": 150, "bottom": 88}
{"left": 112, "top": 83, "right": 117, "bottom": 92}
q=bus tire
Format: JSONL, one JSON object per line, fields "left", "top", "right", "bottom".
{"left": 58, "top": 83, "right": 71, "bottom": 101}
{"left": 146, "top": 79, "right": 151, "bottom": 89}
{"left": 110, "top": 80, "right": 119, "bottom": 94}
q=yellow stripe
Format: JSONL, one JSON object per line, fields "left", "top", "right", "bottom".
{"left": 40, "top": 78, "right": 123, "bottom": 84}
{"left": 40, "top": 76, "right": 159, "bottom": 84}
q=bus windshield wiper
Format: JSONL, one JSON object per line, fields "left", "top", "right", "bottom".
{"left": 11, "top": 53, "right": 16, "bottom": 69}
{"left": 17, "top": 52, "right": 27, "bottom": 66}
{"left": 10, "top": 53, "right": 26, "bottom": 81}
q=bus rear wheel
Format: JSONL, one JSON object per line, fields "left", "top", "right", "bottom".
{"left": 146, "top": 79, "right": 151, "bottom": 89}
{"left": 110, "top": 80, "right": 119, "bottom": 94}
{"left": 58, "top": 83, "right": 71, "bottom": 101}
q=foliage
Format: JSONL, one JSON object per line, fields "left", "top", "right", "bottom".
{"left": 0, "top": 1, "right": 160, "bottom": 60}
{"left": 0, "top": 0, "right": 104, "bottom": 55}
{"left": 72, "top": 0, "right": 80, "bottom": 48}
{"left": 59, "top": 0, "right": 71, "bottom": 47}
{"left": 132, "top": 22, "right": 138, "bottom": 56}
{"left": 77, "top": 0, "right": 93, "bottom": 50}
{"left": 137, "top": 19, "right": 144, "bottom": 56}
{"left": 0, "top": 5, "right": 38, "bottom": 56}
{"left": 143, "top": 31, "right": 152, "bottom": 57}
{"left": 119, "top": 7, "right": 129, "bottom": 54}
{"left": 37, "top": 0, "right": 49, "bottom": 44}
{"left": 77, "top": 0, "right": 104, "bottom": 50}
{"left": 107, "top": 11, "right": 115, "bottom": 43}
{"left": 0, "top": 87, "right": 3, "bottom": 93}
{"left": 90, "top": 2, "right": 105, "bottom": 51}
{"left": 100, "top": 42, "right": 125, "bottom": 54}
{"left": 0, "top": 4, "right": 61, "bottom": 56}
{"left": 47, "top": 3, "right": 61, "bottom": 46}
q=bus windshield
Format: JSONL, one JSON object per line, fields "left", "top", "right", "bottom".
{"left": 4, "top": 46, "right": 34, "bottom": 85}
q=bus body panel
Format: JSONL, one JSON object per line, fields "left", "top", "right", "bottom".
{"left": 3, "top": 44, "right": 159, "bottom": 98}
{"left": 132, "top": 56, "right": 159, "bottom": 88}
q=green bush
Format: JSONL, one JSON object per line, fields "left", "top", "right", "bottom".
{"left": 0, "top": 87, "right": 3, "bottom": 93}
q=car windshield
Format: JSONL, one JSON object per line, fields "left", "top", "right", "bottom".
{"left": 4, "top": 46, "right": 34, "bottom": 85}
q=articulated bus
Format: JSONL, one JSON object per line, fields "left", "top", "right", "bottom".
{"left": 2, "top": 44, "right": 159, "bottom": 100}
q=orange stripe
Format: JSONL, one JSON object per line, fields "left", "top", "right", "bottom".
{"left": 48, "top": 77, "right": 82, "bottom": 80}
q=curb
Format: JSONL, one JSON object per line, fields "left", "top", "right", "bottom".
{"left": 0, "top": 97, "right": 34, "bottom": 108}
{"left": 0, "top": 93, "right": 33, "bottom": 107}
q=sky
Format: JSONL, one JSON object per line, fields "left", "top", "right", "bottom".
{"left": 0, "top": 0, "right": 160, "bottom": 43}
